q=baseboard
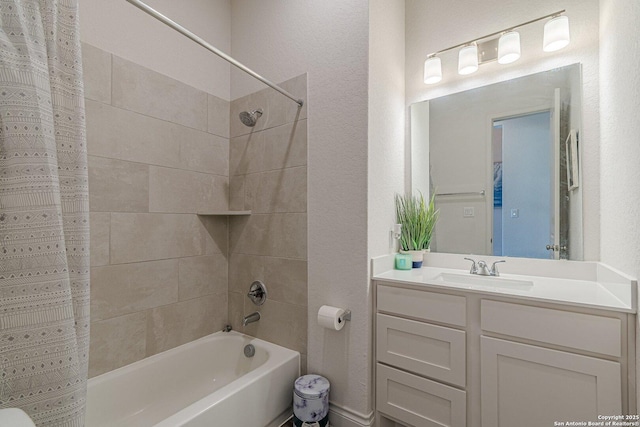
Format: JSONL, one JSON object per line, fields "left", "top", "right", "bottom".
{"left": 329, "top": 403, "right": 374, "bottom": 427}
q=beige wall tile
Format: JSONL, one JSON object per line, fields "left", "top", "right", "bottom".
{"left": 82, "top": 43, "right": 111, "bottom": 104}
{"left": 86, "top": 100, "right": 180, "bottom": 168}
{"left": 149, "top": 166, "right": 228, "bottom": 214}
{"left": 89, "top": 212, "right": 110, "bottom": 266}
{"left": 178, "top": 255, "right": 228, "bottom": 300}
{"left": 110, "top": 213, "right": 206, "bottom": 264}
{"left": 245, "top": 166, "right": 307, "bottom": 214}
{"left": 229, "top": 214, "right": 270, "bottom": 256}
{"left": 86, "top": 100, "right": 228, "bottom": 176}
{"left": 146, "top": 294, "right": 228, "bottom": 355}
{"left": 91, "top": 259, "right": 179, "bottom": 321}
{"left": 228, "top": 292, "right": 244, "bottom": 331}
{"left": 279, "top": 74, "right": 308, "bottom": 121}
{"left": 269, "top": 214, "right": 307, "bottom": 259}
{"left": 230, "top": 74, "right": 306, "bottom": 138}
{"left": 112, "top": 56, "right": 207, "bottom": 131}
{"left": 230, "top": 89, "right": 269, "bottom": 138}
{"left": 261, "top": 119, "right": 307, "bottom": 171}
{"left": 263, "top": 258, "right": 307, "bottom": 306}
{"left": 89, "top": 312, "right": 146, "bottom": 378}
{"left": 229, "top": 214, "right": 307, "bottom": 259}
{"left": 200, "top": 215, "right": 228, "bottom": 255}
{"left": 229, "top": 130, "right": 265, "bottom": 176}
{"left": 265, "top": 76, "right": 307, "bottom": 129}
{"left": 179, "top": 135, "right": 229, "bottom": 176}
{"left": 208, "top": 94, "right": 230, "bottom": 138}
{"left": 228, "top": 253, "right": 264, "bottom": 294}
{"left": 229, "top": 175, "right": 245, "bottom": 211}
{"left": 242, "top": 299, "right": 307, "bottom": 354}
{"left": 88, "top": 156, "right": 149, "bottom": 213}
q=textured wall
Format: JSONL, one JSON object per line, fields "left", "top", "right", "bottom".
{"left": 405, "top": 0, "right": 601, "bottom": 260}
{"left": 598, "top": 0, "right": 640, "bottom": 409}
{"left": 230, "top": 2, "right": 372, "bottom": 424}
{"left": 78, "top": 0, "right": 231, "bottom": 99}
{"left": 83, "top": 44, "right": 230, "bottom": 377}
{"left": 369, "top": 0, "right": 406, "bottom": 259}
{"left": 227, "top": 75, "right": 308, "bottom": 371}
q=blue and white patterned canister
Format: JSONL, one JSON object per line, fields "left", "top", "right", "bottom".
{"left": 293, "top": 375, "right": 330, "bottom": 427}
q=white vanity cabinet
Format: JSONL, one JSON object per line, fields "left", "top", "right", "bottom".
{"left": 374, "top": 280, "right": 635, "bottom": 427}
{"left": 376, "top": 284, "right": 468, "bottom": 427}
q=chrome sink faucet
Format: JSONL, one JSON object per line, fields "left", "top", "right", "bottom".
{"left": 464, "top": 258, "right": 506, "bottom": 276}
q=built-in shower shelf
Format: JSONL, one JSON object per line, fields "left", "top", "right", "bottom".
{"left": 197, "top": 210, "right": 252, "bottom": 216}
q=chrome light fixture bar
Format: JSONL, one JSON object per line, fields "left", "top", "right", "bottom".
{"left": 424, "top": 10, "right": 569, "bottom": 84}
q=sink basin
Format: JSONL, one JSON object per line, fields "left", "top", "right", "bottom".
{"left": 434, "top": 273, "right": 534, "bottom": 290}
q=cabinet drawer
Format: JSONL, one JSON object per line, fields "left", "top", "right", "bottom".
{"left": 377, "top": 314, "right": 466, "bottom": 387}
{"left": 481, "top": 300, "right": 621, "bottom": 357}
{"left": 377, "top": 363, "right": 466, "bottom": 427}
{"left": 378, "top": 285, "right": 466, "bottom": 326}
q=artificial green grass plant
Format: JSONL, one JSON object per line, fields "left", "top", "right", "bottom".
{"left": 395, "top": 191, "right": 439, "bottom": 251}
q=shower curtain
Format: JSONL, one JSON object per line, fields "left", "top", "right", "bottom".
{"left": 0, "top": 0, "right": 90, "bottom": 426}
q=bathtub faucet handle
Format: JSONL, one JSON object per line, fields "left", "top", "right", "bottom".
{"left": 247, "top": 281, "right": 268, "bottom": 306}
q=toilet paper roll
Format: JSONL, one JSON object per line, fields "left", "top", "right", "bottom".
{"left": 317, "top": 305, "right": 346, "bottom": 331}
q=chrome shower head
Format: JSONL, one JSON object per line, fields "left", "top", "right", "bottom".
{"left": 239, "top": 109, "right": 263, "bottom": 127}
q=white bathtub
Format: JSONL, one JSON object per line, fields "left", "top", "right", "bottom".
{"left": 86, "top": 331, "right": 299, "bottom": 427}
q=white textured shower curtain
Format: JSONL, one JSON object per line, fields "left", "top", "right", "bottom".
{"left": 0, "top": 0, "right": 90, "bottom": 426}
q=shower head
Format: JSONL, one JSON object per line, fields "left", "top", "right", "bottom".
{"left": 239, "top": 109, "right": 263, "bottom": 127}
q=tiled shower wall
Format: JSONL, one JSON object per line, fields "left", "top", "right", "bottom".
{"left": 227, "top": 75, "right": 308, "bottom": 371}
{"left": 83, "top": 44, "right": 230, "bottom": 377}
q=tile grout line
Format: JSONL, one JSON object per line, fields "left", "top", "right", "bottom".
{"left": 88, "top": 153, "right": 230, "bottom": 179}
{"left": 85, "top": 97, "right": 230, "bottom": 139}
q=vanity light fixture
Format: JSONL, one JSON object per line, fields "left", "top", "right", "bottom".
{"left": 543, "top": 15, "right": 570, "bottom": 52}
{"left": 423, "top": 56, "right": 442, "bottom": 84}
{"left": 458, "top": 44, "right": 479, "bottom": 75}
{"left": 498, "top": 31, "right": 521, "bottom": 64}
{"left": 423, "top": 10, "right": 569, "bottom": 84}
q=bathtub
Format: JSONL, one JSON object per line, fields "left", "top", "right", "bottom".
{"left": 86, "top": 331, "right": 300, "bottom": 427}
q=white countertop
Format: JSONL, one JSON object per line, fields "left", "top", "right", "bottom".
{"left": 373, "top": 261, "right": 637, "bottom": 313}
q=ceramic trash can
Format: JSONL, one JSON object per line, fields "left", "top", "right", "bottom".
{"left": 293, "top": 374, "right": 330, "bottom": 427}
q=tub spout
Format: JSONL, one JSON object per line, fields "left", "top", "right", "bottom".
{"left": 243, "top": 312, "right": 260, "bottom": 327}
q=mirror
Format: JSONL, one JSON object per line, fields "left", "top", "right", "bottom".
{"left": 411, "top": 64, "right": 583, "bottom": 260}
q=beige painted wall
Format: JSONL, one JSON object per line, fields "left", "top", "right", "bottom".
{"left": 405, "top": 0, "right": 601, "bottom": 261}
{"left": 78, "top": 0, "right": 231, "bottom": 99}
{"left": 83, "top": 44, "right": 230, "bottom": 377}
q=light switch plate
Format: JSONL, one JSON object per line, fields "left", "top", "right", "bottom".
{"left": 510, "top": 208, "right": 519, "bottom": 218}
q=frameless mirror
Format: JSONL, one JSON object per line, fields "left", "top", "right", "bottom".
{"left": 411, "top": 64, "right": 583, "bottom": 260}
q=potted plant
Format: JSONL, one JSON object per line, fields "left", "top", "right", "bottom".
{"left": 395, "top": 191, "right": 439, "bottom": 268}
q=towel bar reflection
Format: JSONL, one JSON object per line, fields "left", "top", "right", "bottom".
{"left": 435, "top": 190, "right": 486, "bottom": 197}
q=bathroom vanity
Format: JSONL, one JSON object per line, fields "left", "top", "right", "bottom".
{"left": 372, "top": 255, "right": 637, "bottom": 427}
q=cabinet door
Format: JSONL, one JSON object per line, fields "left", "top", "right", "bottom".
{"left": 481, "top": 336, "right": 621, "bottom": 427}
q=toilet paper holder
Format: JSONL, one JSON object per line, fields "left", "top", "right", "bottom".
{"left": 340, "top": 310, "right": 352, "bottom": 323}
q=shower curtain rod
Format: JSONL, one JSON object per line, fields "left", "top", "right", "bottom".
{"left": 125, "top": 0, "right": 304, "bottom": 107}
